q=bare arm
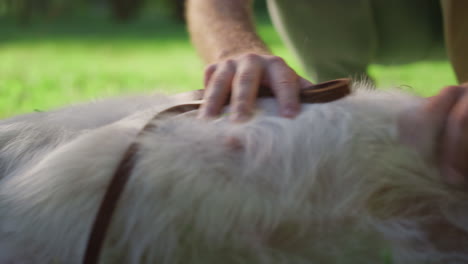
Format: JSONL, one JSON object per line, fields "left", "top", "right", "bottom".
{"left": 441, "top": 0, "right": 468, "bottom": 83}
{"left": 186, "top": 0, "right": 270, "bottom": 63}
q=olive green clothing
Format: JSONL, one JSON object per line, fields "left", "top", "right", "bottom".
{"left": 267, "top": 0, "right": 445, "bottom": 82}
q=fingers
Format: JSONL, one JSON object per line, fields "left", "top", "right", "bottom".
{"left": 198, "top": 61, "right": 235, "bottom": 119}
{"left": 198, "top": 53, "right": 312, "bottom": 121}
{"left": 265, "top": 57, "right": 301, "bottom": 118}
{"left": 230, "top": 54, "right": 263, "bottom": 122}
{"left": 298, "top": 77, "right": 314, "bottom": 89}
{"left": 204, "top": 64, "right": 217, "bottom": 87}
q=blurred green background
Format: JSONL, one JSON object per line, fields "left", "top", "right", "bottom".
{"left": 0, "top": 0, "right": 457, "bottom": 118}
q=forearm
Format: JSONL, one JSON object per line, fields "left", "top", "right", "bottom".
{"left": 186, "top": 0, "right": 271, "bottom": 64}
{"left": 441, "top": 0, "right": 468, "bottom": 83}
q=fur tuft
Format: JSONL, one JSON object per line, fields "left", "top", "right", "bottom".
{"left": 0, "top": 85, "right": 467, "bottom": 263}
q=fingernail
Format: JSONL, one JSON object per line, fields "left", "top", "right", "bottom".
{"left": 197, "top": 111, "right": 213, "bottom": 120}
{"left": 230, "top": 112, "right": 249, "bottom": 123}
{"left": 197, "top": 106, "right": 217, "bottom": 120}
{"left": 281, "top": 107, "right": 298, "bottom": 118}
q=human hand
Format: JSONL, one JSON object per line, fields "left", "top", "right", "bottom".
{"left": 197, "top": 53, "right": 313, "bottom": 122}
{"left": 423, "top": 83, "right": 468, "bottom": 185}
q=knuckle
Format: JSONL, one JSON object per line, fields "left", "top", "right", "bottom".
{"left": 236, "top": 72, "right": 257, "bottom": 84}
{"left": 275, "top": 79, "right": 299, "bottom": 89}
{"left": 214, "top": 66, "right": 235, "bottom": 80}
{"left": 241, "top": 53, "right": 261, "bottom": 62}
{"left": 267, "top": 56, "right": 286, "bottom": 65}
{"left": 223, "top": 59, "right": 236, "bottom": 68}
{"left": 205, "top": 63, "right": 217, "bottom": 72}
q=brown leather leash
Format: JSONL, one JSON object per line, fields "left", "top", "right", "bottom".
{"left": 82, "top": 78, "right": 351, "bottom": 264}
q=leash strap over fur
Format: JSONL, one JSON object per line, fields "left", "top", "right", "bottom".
{"left": 82, "top": 78, "right": 351, "bottom": 264}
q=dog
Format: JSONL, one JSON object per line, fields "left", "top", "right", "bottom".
{"left": 0, "top": 83, "right": 467, "bottom": 263}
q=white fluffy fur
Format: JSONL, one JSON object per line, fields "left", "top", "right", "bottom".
{"left": 0, "top": 83, "right": 467, "bottom": 264}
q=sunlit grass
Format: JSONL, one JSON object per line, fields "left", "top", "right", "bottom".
{"left": 0, "top": 41, "right": 204, "bottom": 116}
{"left": 0, "top": 14, "right": 457, "bottom": 118}
{"left": 0, "top": 15, "right": 205, "bottom": 117}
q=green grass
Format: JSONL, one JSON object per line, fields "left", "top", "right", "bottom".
{"left": 0, "top": 13, "right": 457, "bottom": 118}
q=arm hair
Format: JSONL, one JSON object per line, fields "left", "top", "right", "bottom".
{"left": 186, "top": 0, "right": 271, "bottom": 63}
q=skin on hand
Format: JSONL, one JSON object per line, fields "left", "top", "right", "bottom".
{"left": 423, "top": 83, "right": 468, "bottom": 185}
{"left": 186, "top": 0, "right": 312, "bottom": 121}
{"left": 197, "top": 53, "right": 313, "bottom": 122}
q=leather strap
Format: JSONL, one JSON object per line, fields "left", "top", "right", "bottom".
{"left": 82, "top": 78, "right": 351, "bottom": 264}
